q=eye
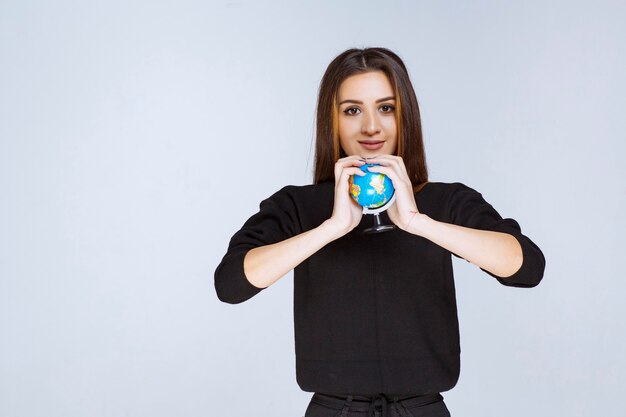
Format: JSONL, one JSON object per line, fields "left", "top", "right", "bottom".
{"left": 343, "top": 107, "right": 361, "bottom": 116}
{"left": 380, "top": 104, "right": 395, "bottom": 113}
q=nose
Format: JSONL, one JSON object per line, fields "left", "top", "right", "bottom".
{"left": 361, "top": 111, "right": 381, "bottom": 136}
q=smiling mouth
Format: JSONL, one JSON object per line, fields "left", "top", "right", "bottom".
{"left": 359, "top": 141, "right": 385, "bottom": 150}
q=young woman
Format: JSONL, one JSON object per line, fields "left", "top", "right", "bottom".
{"left": 215, "top": 47, "right": 545, "bottom": 417}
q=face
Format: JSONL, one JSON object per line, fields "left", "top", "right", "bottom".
{"left": 336, "top": 71, "right": 398, "bottom": 157}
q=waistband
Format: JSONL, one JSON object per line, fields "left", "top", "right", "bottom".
{"left": 312, "top": 392, "right": 444, "bottom": 417}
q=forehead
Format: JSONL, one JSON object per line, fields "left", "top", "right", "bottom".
{"left": 337, "top": 71, "right": 394, "bottom": 100}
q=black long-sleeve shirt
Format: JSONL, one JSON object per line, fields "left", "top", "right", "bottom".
{"left": 214, "top": 180, "right": 545, "bottom": 396}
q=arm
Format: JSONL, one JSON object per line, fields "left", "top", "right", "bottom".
{"left": 364, "top": 157, "right": 545, "bottom": 287}
{"left": 244, "top": 157, "right": 367, "bottom": 289}
{"left": 243, "top": 219, "right": 343, "bottom": 289}
{"left": 408, "top": 214, "right": 523, "bottom": 278}
{"left": 438, "top": 182, "right": 545, "bottom": 287}
{"left": 214, "top": 156, "right": 366, "bottom": 304}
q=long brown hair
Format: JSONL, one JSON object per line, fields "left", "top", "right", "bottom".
{"left": 313, "top": 47, "right": 428, "bottom": 192}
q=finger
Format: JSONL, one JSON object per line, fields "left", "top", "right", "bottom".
{"left": 366, "top": 165, "right": 408, "bottom": 188}
{"left": 340, "top": 167, "right": 367, "bottom": 181}
{"left": 335, "top": 166, "right": 366, "bottom": 185}
{"left": 364, "top": 154, "right": 402, "bottom": 165}
{"left": 337, "top": 158, "right": 366, "bottom": 168}
{"left": 366, "top": 164, "right": 400, "bottom": 177}
{"left": 366, "top": 158, "right": 407, "bottom": 180}
{"left": 362, "top": 157, "right": 398, "bottom": 169}
{"left": 335, "top": 155, "right": 365, "bottom": 166}
{"left": 363, "top": 154, "right": 396, "bottom": 161}
{"left": 338, "top": 155, "right": 367, "bottom": 163}
{"left": 365, "top": 165, "right": 396, "bottom": 179}
{"left": 335, "top": 158, "right": 366, "bottom": 178}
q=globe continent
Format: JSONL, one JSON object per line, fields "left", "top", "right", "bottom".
{"left": 349, "top": 163, "right": 395, "bottom": 209}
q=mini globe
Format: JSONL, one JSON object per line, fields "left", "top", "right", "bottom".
{"left": 349, "top": 163, "right": 396, "bottom": 212}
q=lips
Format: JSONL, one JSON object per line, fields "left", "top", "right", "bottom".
{"left": 359, "top": 140, "right": 385, "bottom": 150}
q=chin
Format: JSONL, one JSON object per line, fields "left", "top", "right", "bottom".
{"left": 377, "top": 147, "right": 395, "bottom": 156}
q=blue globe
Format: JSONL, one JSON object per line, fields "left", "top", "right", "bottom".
{"left": 349, "top": 163, "right": 395, "bottom": 209}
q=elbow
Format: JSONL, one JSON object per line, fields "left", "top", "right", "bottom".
{"left": 214, "top": 250, "right": 265, "bottom": 304}
{"left": 494, "top": 234, "right": 546, "bottom": 288}
{"left": 214, "top": 276, "right": 236, "bottom": 304}
{"left": 526, "top": 252, "right": 546, "bottom": 288}
{"left": 498, "top": 236, "right": 525, "bottom": 278}
{"left": 214, "top": 271, "right": 258, "bottom": 305}
{"left": 499, "top": 271, "right": 543, "bottom": 288}
{"left": 215, "top": 286, "right": 248, "bottom": 305}
{"left": 214, "top": 275, "right": 241, "bottom": 304}
{"left": 214, "top": 273, "right": 260, "bottom": 304}
{"left": 495, "top": 266, "right": 544, "bottom": 288}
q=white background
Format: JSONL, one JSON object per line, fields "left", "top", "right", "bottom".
{"left": 1, "top": 1, "right": 625, "bottom": 416}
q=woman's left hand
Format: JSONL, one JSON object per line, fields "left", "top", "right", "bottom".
{"left": 364, "top": 155, "right": 420, "bottom": 232}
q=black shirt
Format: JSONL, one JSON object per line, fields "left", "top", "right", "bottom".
{"left": 214, "top": 180, "right": 545, "bottom": 395}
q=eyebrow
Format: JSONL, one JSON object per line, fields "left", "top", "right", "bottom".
{"left": 338, "top": 96, "right": 396, "bottom": 105}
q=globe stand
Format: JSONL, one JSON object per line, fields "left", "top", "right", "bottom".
{"left": 362, "top": 192, "right": 397, "bottom": 234}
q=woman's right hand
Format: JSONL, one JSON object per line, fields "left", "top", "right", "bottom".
{"left": 326, "top": 155, "right": 367, "bottom": 237}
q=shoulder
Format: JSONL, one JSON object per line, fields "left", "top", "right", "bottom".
{"left": 269, "top": 181, "right": 334, "bottom": 201}
{"left": 259, "top": 181, "right": 334, "bottom": 215}
{"left": 260, "top": 181, "right": 334, "bottom": 231}
{"left": 416, "top": 181, "right": 488, "bottom": 219}
{"left": 417, "top": 180, "right": 479, "bottom": 199}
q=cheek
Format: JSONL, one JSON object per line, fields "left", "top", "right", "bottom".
{"left": 384, "top": 119, "right": 398, "bottom": 150}
{"left": 387, "top": 121, "right": 398, "bottom": 143}
{"left": 338, "top": 118, "right": 357, "bottom": 135}
{"left": 339, "top": 138, "right": 355, "bottom": 155}
{"left": 338, "top": 121, "right": 358, "bottom": 146}
{"left": 383, "top": 117, "right": 397, "bottom": 133}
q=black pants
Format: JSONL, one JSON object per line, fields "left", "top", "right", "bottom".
{"left": 304, "top": 392, "right": 451, "bottom": 417}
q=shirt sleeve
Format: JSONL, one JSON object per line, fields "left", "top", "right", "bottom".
{"left": 214, "top": 185, "right": 302, "bottom": 304}
{"left": 446, "top": 182, "right": 546, "bottom": 288}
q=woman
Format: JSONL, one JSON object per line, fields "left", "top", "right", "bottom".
{"left": 214, "top": 47, "right": 545, "bottom": 417}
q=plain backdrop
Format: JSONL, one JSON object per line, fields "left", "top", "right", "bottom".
{"left": 1, "top": 1, "right": 625, "bottom": 416}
